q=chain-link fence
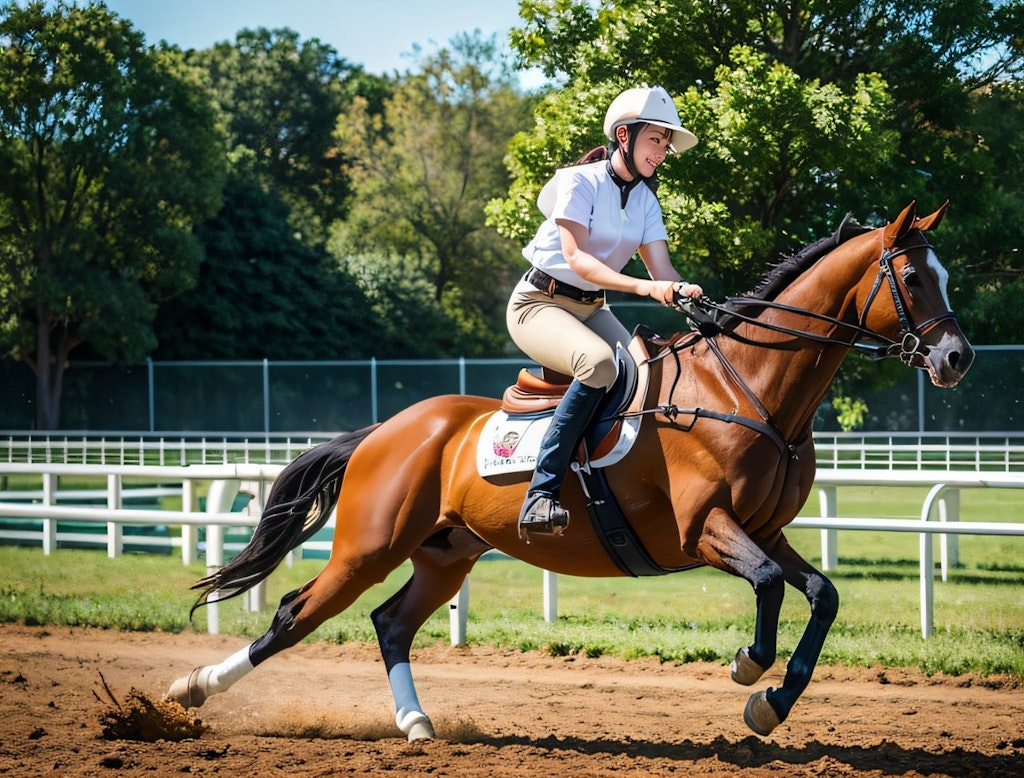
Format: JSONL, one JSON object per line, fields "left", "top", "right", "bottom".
{"left": 1, "top": 345, "right": 1020, "bottom": 433}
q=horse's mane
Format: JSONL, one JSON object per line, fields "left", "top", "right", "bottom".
{"left": 742, "top": 213, "right": 872, "bottom": 302}
{"left": 654, "top": 213, "right": 875, "bottom": 344}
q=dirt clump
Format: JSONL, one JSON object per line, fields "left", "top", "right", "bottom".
{"left": 95, "top": 672, "right": 204, "bottom": 742}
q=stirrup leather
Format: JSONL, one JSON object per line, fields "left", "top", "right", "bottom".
{"left": 517, "top": 493, "right": 569, "bottom": 539}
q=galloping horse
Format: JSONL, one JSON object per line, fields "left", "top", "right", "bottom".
{"left": 167, "top": 201, "right": 974, "bottom": 740}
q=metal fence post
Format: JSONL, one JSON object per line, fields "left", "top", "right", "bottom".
{"left": 449, "top": 578, "right": 469, "bottom": 645}
{"left": 818, "top": 485, "right": 838, "bottom": 570}
{"left": 42, "top": 473, "right": 57, "bottom": 555}
{"left": 543, "top": 570, "right": 558, "bottom": 623}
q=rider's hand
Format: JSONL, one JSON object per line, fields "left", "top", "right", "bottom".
{"left": 645, "top": 280, "right": 704, "bottom": 307}
{"left": 645, "top": 280, "right": 677, "bottom": 306}
{"left": 673, "top": 281, "right": 704, "bottom": 303}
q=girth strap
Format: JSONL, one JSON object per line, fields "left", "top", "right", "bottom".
{"left": 575, "top": 465, "right": 697, "bottom": 577}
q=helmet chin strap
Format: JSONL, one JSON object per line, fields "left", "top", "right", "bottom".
{"left": 612, "top": 125, "right": 659, "bottom": 201}
{"left": 615, "top": 124, "right": 644, "bottom": 181}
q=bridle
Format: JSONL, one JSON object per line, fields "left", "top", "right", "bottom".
{"left": 856, "top": 241, "right": 959, "bottom": 368}
{"left": 628, "top": 234, "right": 961, "bottom": 458}
{"left": 680, "top": 235, "right": 959, "bottom": 369}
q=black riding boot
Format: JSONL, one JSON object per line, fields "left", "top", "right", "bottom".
{"left": 518, "top": 380, "right": 605, "bottom": 539}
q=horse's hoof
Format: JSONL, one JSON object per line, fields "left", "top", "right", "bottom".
{"left": 743, "top": 689, "right": 781, "bottom": 736}
{"left": 165, "top": 667, "right": 208, "bottom": 709}
{"left": 397, "top": 710, "right": 435, "bottom": 741}
{"left": 730, "top": 646, "right": 766, "bottom": 686}
{"left": 406, "top": 718, "right": 436, "bottom": 741}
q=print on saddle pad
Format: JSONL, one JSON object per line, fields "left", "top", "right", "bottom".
{"left": 476, "top": 335, "right": 650, "bottom": 478}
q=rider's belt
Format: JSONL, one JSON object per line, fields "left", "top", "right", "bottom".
{"left": 525, "top": 267, "right": 605, "bottom": 304}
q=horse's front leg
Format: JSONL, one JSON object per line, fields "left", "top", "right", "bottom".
{"left": 694, "top": 511, "right": 785, "bottom": 683}
{"left": 746, "top": 533, "right": 839, "bottom": 733}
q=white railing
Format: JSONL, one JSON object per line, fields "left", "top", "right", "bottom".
{"left": 3, "top": 454, "right": 1024, "bottom": 642}
{"left": 3, "top": 431, "right": 1024, "bottom": 470}
{"left": 794, "top": 469, "right": 1024, "bottom": 638}
{"left": 0, "top": 462, "right": 287, "bottom": 636}
{"left": 0, "top": 432, "right": 331, "bottom": 466}
{"left": 811, "top": 432, "right": 1024, "bottom": 472}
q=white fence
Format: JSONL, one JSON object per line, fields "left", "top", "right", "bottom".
{"left": 0, "top": 463, "right": 286, "bottom": 635}
{"left": 811, "top": 432, "right": 1024, "bottom": 471}
{"left": 793, "top": 470, "right": 1024, "bottom": 638}
{"left": 3, "top": 435, "right": 1024, "bottom": 641}
{"left": 0, "top": 432, "right": 331, "bottom": 466}
{"left": 4, "top": 431, "right": 1024, "bottom": 469}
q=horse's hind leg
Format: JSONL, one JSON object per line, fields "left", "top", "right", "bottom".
{"left": 166, "top": 539, "right": 419, "bottom": 709}
{"left": 372, "top": 528, "right": 492, "bottom": 741}
{"left": 165, "top": 564, "right": 384, "bottom": 708}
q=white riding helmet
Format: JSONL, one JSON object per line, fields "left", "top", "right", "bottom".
{"left": 603, "top": 85, "right": 697, "bottom": 153}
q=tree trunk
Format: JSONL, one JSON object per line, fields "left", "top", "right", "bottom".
{"left": 33, "top": 315, "right": 65, "bottom": 430}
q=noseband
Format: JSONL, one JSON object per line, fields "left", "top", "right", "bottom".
{"left": 857, "top": 242, "right": 959, "bottom": 368}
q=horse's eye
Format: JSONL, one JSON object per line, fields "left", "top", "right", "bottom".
{"left": 901, "top": 265, "right": 920, "bottom": 287}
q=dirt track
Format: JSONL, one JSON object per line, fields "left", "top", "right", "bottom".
{"left": 2, "top": 625, "right": 1022, "bottom": 777}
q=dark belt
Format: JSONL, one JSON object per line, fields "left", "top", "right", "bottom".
{"left": 525, "top": 267, "right": 605, "bottom": 304}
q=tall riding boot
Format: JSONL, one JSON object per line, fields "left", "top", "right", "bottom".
{"left": 518, "top": 380, "right": 605, "bottom": 539}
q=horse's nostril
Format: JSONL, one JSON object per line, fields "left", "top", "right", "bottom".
{"left": 948, "top": 345, "right": 976, "bottom": 376}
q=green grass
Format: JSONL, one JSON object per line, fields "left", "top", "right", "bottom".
{"left": 2, "top": 515, "right": 1022, "bottom": 679}
{"left": 2, "top": 482, "right": 1022, "bottom": 676}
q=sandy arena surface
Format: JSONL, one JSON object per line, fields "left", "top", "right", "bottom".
{"left": 2, "top": 625, "right": 1022, "bottom": 777}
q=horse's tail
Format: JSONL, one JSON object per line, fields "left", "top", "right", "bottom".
{"left": 189, "top": 423, "right": 380, "bottom": 616}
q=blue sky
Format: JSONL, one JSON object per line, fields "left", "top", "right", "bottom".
{"left": 94, "top": 0, "right": 533, "bottom": 78}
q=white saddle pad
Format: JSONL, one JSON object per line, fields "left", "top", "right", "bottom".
{"left": 476, "top": 410, "right": 640, "bottom": 478}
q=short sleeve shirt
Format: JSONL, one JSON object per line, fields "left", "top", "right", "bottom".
{"left": 523, "top": 161, "right": 669, "bottom": 292}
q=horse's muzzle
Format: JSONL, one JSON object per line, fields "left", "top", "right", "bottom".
{"left": 922, "top": 329, "right": 975, "bottom": 388}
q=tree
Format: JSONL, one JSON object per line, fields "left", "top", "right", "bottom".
{"left": 951, "top": 78, "right": 1024, "bottom": 344}
{"left": 155, "top": 28, "right": 388, "bottom": 360}
{"left": 185, "top": 28, "right": 367, "bottom": 246}
{"left": 333, "top": 32, "right": 534, "bottom": 356}
{"left": 498, "top": 0, "right": 1024, "bottom": 314}
{"left": 0, "top": 1, "right": 225, "bottom": 428}
{"left": 152, "top": 173, "right": 380, "bottom": 360}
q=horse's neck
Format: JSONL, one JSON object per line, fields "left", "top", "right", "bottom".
{"left": 708, "top": 236, "right": 876, "bottom": 438}
{"left": 707, "top": 336, "right": 845, "bottom": 440}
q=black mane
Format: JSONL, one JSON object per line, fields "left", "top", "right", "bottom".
{"left": 744, "top": 213, "right": 872, "bottom": 302}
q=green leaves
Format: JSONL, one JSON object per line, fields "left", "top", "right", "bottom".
{"left": 334, "top": 33, "right": 529, "bottom": 356}
{"left": 0, "top": 1, "right": 225, "bottom": 426}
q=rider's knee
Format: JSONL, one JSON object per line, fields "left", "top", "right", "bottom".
{"left": 572, "top": 354, "right": 616, "bottom": 389}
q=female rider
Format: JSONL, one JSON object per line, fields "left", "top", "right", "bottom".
{"left": 507, "top": 85, "right": 704, "bottom": 539}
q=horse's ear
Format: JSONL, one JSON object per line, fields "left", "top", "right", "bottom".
{"left": 913, "top": 200, "right": 949, "bottom": 232}
{"left": 884, "top": 201, "right": 917, "bottom": 247}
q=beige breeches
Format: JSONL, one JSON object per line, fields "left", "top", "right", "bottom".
{"left": 506, "top": 279, "right": 631, "bottom": 390}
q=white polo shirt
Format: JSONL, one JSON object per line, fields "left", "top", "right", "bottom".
{"left": 523, "top": 160, "right": 669, "bottom": 292}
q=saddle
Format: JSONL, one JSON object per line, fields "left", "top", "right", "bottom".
{"left": 484, "top": 326, "right": 690, "bottom": 577}
{"left": 500, "top": 337, "right": 643, "bottom": 463}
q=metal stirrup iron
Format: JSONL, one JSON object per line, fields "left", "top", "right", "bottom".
{"left": 518, "top": 493, "right": 569, "bottom": 540}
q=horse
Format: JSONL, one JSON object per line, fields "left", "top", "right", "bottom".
{"left": 166, "top": 200, "right": 974, "bottom": 741}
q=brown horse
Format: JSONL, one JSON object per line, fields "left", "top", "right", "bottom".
{"left": 167, "top": 201, "right": 974, "bottom": 740}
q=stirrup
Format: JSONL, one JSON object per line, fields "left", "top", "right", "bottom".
{"left": 518, "top": 492, "right": 569, "bottom": 540}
